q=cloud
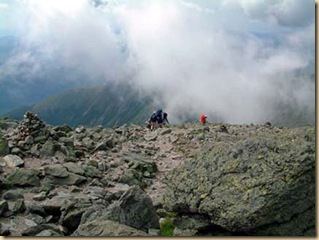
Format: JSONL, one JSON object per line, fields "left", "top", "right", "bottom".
{"left": 1, "top": 0, "right": 315, "bottom": 124}
{"left": 0, "top": 3, "right": 8, "bottom": 9}
{"left": 236, "top": 0, "right": 315, "bottom": 27}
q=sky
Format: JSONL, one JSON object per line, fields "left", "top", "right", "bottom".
{"left": 0, "top": 0, "right": 315, "bottom": 124}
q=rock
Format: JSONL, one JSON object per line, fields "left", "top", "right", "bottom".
{"left": 40, "top": 192, "right": 73, "bottom": 218}
{"left": 74, "top": 150, "right": 85, "bottom": 158}
{"left": 11, "top": 147, "right": 23, "bottom": 155}
{"left": 34, "top": 135, "right": 48, "bottom": 144}
{"left": 35, "top": 229, "right": 63, "bottom": 236}
{"left": 44, "top": 173, "right": 87, "bottom": 186}
{"left": 44, "top": 165, "right": 69, "bottom": 178}
{"left": 82, "top": 164, "right": 102, "bottom": 178}
{"left": 13, "top": 199, "right": 26, "bottom": 213}
{"left": 0, "top": 176, "right": 9, "bottom": 189}
{"left": 219, "top": 124, "right": 228, "bottom": 133}
{"left": 40, "top": 140, "right": 55, "bottom": 157}
{"left": 83, "top": 186, "right": 108, "bottom": 199}
{"left": 99, "top": 186, "right": 159, "bottom": 231}
{"left": 0, "top": 223, "right": 11, "bottom": 236}
{"left": 145, "top": 134, "right": 157, "bottom": 142}
{"left": 173, "top": 228, "right": 197, "bottom": 236}
{"left": 3, "top": 154, "right": 24, "bottom": 168}
{"left": 77, "top": 186, "right": 159, "bottom": 233}
{"left": 3, "top": 190, "right": 24, "bottom": 200}
{"left": 28, "top": 205, "right": 47, "bottom": 217}
{"left": 148, "top": 228, "right": 160, "bottom": 236}
{"left": 25, "top": 135, "right": 34, "bottom": 145}
{"left": 0, "top": 200, "right": 9, "bottom": 216}
{"left": 33, "top": 192, "right": 47, "bottom": 201}
{"left": 163, "top": 126, "right": 315, "bottom": 235}
{"left": 63, "top": 162, "right": 85, "bottom": 176}
{"left": 75, "top": 126, "right": 86, "bottom": 133}
{"left": 92, "top": 141, "right": 108, "bottom": 152}
{"left": 72, "top": 220, "right": 149, "bottom": 236}
{"left": 98, "top": 161, "right": 108, "bottom": 172}
{"left": 30, "top": 144, "right": 40, "bottom": 156}
{"left": 105, "top": 137, "right": 115, "bottom": 148}
{"left": 55, "top": 124, "right": 73, "bottom": 133}
{"left": 82, "top": 137, "right": 94, "bottom": 150}
{"left": 59, "top": 137, "right": 74, "bottom": 147}
{"left": 129, "top": 159, "right": 157, "bottom": 178}
{"left": 22, "top": 224, "right": 64, "bottom": 236}
{"left": 0, "top": 138, "right": 9, "bottom": 156}
{"left": 7, "top": 169, "right": 40, "bottom": 187}
{"left": 60, "top": 198, "right": 93, "bottom": 234}
{"left": 120, "top": 169, "right": 142, "bottom": 186}
{"left": 172, "top": 214, "right": 211, "bottom": 231}
{"left": 161, "top": 129, "right": 172, "bottom": 135}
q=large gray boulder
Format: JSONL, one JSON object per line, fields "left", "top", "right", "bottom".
{"left": 163, "top": 126, "right": 315, "bottom": 236}
{"left": 3, "top": 154, "right": 24, "bottom": 168}
{"left": 6, "top": 169, "right": 40, "bottom": 187}
{"left": 104, "top": 186, "right": 159, "bottom": 231}
{"left": 77, "top": 186, "right": 159, "bottom": 234}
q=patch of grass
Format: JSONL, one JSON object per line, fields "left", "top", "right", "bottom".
{"left": 160, "top": 218, "right": 175, "bottom": 236}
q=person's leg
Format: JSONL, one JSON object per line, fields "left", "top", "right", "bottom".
{"left": 158, "top": 118, "right": 163, "bottom": 128}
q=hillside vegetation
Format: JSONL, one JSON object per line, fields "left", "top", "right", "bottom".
{"left": 4, "top": 83, "right": 153, "bottom": 128}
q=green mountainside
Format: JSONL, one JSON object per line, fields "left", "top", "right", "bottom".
{"left": 2, "top": 81, "right": 314, "bottom": 128}
{"left": 3, "top": 83, "right": 153, "bottom": 128}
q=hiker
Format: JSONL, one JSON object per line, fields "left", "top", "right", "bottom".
{"left": 149, "top": 111, "right": 157, "bottom": 130}
{"left": 200, "top": 113, "right": 207, "bottom": 125}
{"left": 163, "top": 112, "right": 169, "bottom": 125}
{"left": 156, "top": 109, "right": 163, "bottom": 128}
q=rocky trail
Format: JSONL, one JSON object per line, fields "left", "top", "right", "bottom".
{"left": 0, "top": 112, "right": 316, "bottom": 236}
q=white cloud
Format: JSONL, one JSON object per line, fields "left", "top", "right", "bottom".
{"left": 0, "top": 3, "right": 8, "bottom": 9}
{"left": 1, "top": 0, "right": 315, "bottom": 124}
{"left": 237, "top": 0, "right": 314, "bottom": 27}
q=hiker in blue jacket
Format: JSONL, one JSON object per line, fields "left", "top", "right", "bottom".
{"left": 156, "top": 109, "right": 163, "bottom": 128}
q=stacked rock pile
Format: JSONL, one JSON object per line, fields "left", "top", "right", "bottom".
{"left": 4, "top": 112, "right": 49, "bottom": 156}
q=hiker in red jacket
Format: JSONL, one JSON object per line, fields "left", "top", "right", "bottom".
{"left": 200, "top": 113, "right": 207, "bottom": 125}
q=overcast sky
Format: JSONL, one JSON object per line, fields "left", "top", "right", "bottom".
{"left": 0, "top": 0, "right": 315, "bottom": 124}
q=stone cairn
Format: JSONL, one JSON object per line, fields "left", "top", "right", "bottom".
{"left": 5, "top": 112, "right": 48, "bottom": 156}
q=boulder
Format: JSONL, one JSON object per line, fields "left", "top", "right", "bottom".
{"left": 4, "top": 190, "right": 24, "bottom": 200}
{"left": 22, "top": 224, "right": 64, "bottom": 236}
{"left": 0, "top": 223, "right": 11, "bottom": 236}
{"left": 82, "top": 164, "right": 102, "bottom": 178}
{"left": 163, "top": 126, "right": 315, "bottom": 236}
{"left": 77, "top": 186, "right": 159, "bottom": 234}
{"left": 60, "top": 197, "right": 93, "bottom": 234}
{"left": 44, "top": 165, "right": 69, "bottom": 178}
{"left": 0, "top": 200, "right": 9, "bottom": 216}
{"left": 6, "top": 169, "right": 40, "bottom": 187}
{"left": 3, "top": 154, "right": 24, "bottom": 168}
{"left": 0, "top": 139, "right": 9, "bottom": 156}
{"left": 63, "top": 162, "right": 85, "bottom": 176}
{"left": 40, "top": 140, "right": 56, "bottom": 157}
{"left": 13, "top": 199, "right": 26, "bottom": 213}
{"left": 101, "top": 186, "right": 159, "bottom": 230}
{"left": 44, "top": 173, "right": 87, "bottom": 186}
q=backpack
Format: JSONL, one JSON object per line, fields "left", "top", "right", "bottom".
{"left": 156, "top": 109, "right": 163, "bottom": 118}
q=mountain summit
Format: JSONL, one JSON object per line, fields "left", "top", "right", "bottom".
{"left": 0, "top": 112, "right": 315, "bottom": 236}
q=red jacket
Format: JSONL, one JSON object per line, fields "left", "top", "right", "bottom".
{"left": 200, "top": 114, "right": 207, "bottom": 124}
